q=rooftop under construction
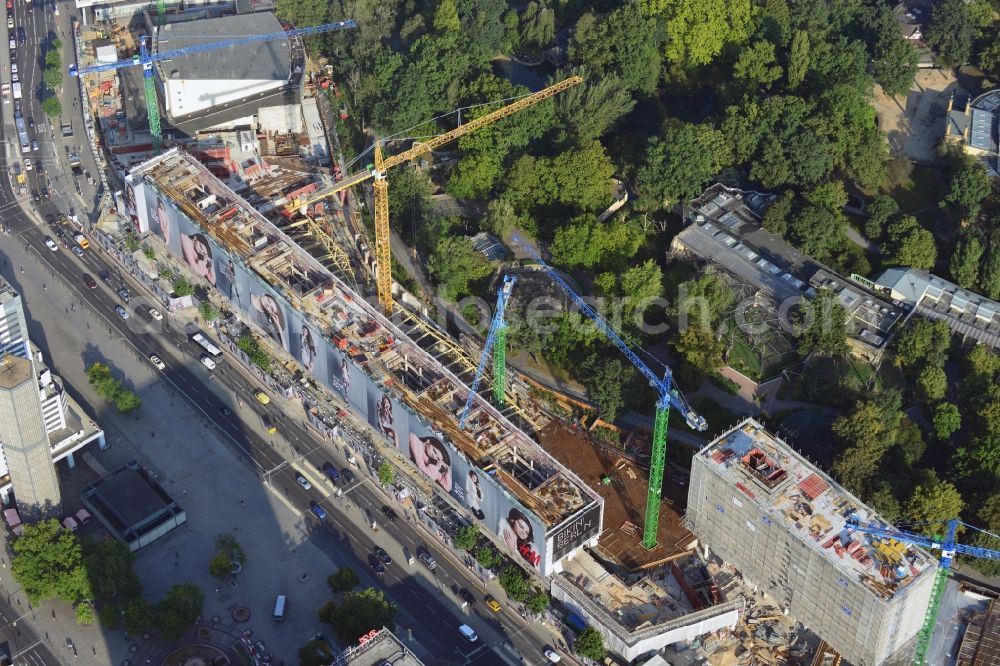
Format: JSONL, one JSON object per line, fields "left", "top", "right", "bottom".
{"left": 700, "top": 422, "right": 936, "bottom": 598}
{"left": 129, "top": 149, "right": 597, "bottom": 532}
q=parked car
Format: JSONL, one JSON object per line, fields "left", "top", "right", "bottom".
{"left": 381, "top": 506, "right": 397, "bottom": 522}
{"left": 117, "top": 287, "right": 130, "bottom": 302}
{"left": 44, "top": 237, "right": 58, "bottom": 251}
{"left": 254, "top": 390, "right": 270, "bottom": 404}
{"left": 458, "top": 588, "right": 476, "bottom": 606}
{"left": 147, "top": 307, "right": 163, "bottom": 321}
{"left": 341, "top": 468, "right": 355, "bottom": 484}
{"left": 416, "top": 546, "right": 437, "bottom": 571}
{"left": 484, "top": 595, "right": 502, "bottom": 613}
{"left": 294, "top": 472, "right": 311, "bottom": 490}
{"left": 99, "top": 269, "right": 112, "bottom": 283}
{"left": 71, "top": 245, "right": 83, "bottom": 258}
{"left": 543, "top": 647, "right": 562, "bottom": 663}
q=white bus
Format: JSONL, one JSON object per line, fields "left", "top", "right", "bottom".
{"left": 190, "top": 332, "right": 223, "bottom": 360}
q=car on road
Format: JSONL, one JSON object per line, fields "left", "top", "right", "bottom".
{"left": 368, "top": 553, "right": 385, "bottom": 576}
{"left": 253, "top": 390, "right": 270, "bottom": 404}
{"left": 6, "top": 16, "right": 12, "bottom": 29}
{"left": 200, "top": 355, "right": 216, "bottom": 370}
{"left": 373, "top": 546, "right": 392, "bottom": 566}
{"left": 71, "top": 245, "right": 84, "bottom": 258}
{"left": 458, "top": 588, "right": 476, "bottom": 606}
{"left": 149, "top": 354, "right": 165, "bottom": 370}
{"left": 44, "top": 237, "right": 58, "bottom": 251}
{"left": 321, "top": 462, "right": 339, "bottom": 484}
{"left": 82, "top": 274, "right": 97, "bottom": 289}
{"left": 219, "top": 406, "right": 232, "bottom": 417}
{"left": 31, "top": 139, "right": 38, "bottom": 152}
{"left": 416, "top": 546, "right": 437, "bottom": 571}
{"left": 114, "top": 305, "right": 129, "bottom": 320}
{"left": 27, "top": 116, "right": 33, "bottom": 130}
{"left": 17, "top": 26, "right": 24, "bottom": 46}
{"left": 542, "top": 647, "right": 561, "bottom": 663}
{"left": 309, "top": 501, "right": 327, "bottom": 520}
{"left": 458, "top": 625, "right": 478, "bottom": 643}
{"left": 99, "top": 270, "right": 112, "bottom": 283}
{"left": 294, "top": 472, "right": 312, "bottom": 490}
{"left": 485, "top": 595, "right": 502, "bottom": 613}
{"left": 40, "top": 187, "right": 49, "bottom": 199}
{"left": 117, "top": 287, "right": 130, "bottom": 302}
{"left": 381, "top": 506, "right": 397, "bottom": 522}
{"left": 36, "top": 161, "right": 44, "bottom": 174}
{"left": 147, "top": 307, "right": 163, "bottom": 321}
{"left": 23, "top": 158, "right": 31, "bottom": 171}
{"left": 342, "top": 468, "right": 355, "bottom": 484}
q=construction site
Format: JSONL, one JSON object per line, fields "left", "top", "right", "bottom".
{"left": 687, "top": 419, "right": 938, "bottom": 665}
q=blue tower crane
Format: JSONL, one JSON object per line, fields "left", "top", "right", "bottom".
{"left": 459, "top": 275, "right": 517, "bottom": 429}
{"left": 69, "top": 20, "right": 358, "bottom": 153}
{"left": 511, "top": 235, "right": 706, "bottom": 548}
{"left": 845, "top": 517, "right": 1000, "bottom": 664}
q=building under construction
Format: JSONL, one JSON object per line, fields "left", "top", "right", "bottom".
{"left": 123, "top": 148, "right": 602, "bottom": 576}
{"left": 687, "top": 419, "right": 937, "bottom": 665}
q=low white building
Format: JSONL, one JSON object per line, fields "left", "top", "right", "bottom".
{"left": 154, "top": 13, "right": 292, "bottom": 121}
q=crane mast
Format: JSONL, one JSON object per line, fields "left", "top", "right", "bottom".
{"left": 511, "top": 235, "right": 705, "bottom": 548}
{"left": 459, "top": 275, "right": 517, "bottom": 429}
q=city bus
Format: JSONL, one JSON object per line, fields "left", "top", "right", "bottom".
{"left": 190, "top": 332, "right": 223, "bottom": 360}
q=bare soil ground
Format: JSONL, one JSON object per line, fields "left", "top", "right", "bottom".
{"left": 874, "top": 69, "right": 958, "bottom": 164}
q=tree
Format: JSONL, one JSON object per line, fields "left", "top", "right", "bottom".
{"left": 940, "top": 159, "right": 991, "bottom": 222}
{"left": 569, "top": 5, "right": 662, "bottom": 94}
{"left": 98, "top": 603, "right": 120, "bottom": 630}
{"left": 198, "top": 301, "right": 219, "bottom": 322}
{"left": 427, "top": 236, "right": 492, "bottom": 300}
{"left": 762, "top": 191, "right": 794, "bottom": 236}
{"left": 549, "top": 216, "right": 644, "bottom": 271}
{"left": 831, "top": 393, "right": 903, "bottom": 491}
{"left": 525, "top": 589, "right": 550, "bottom": 613}
{"left": 114, "top": 390, "right": 142, "bottom": 414}
{"left": 635, "top": 122, "right": 730, "bottom": 210}
{"left": 323, "top": 588, "right": 397, "bottom": 643}
{"left": 481, "top": 198, "right": 516, "bottom": 240}
{"left": 949, "top": 236, "right": 984, "bottom": 288}
{"left": 787, "top": 30, "right": 810, "bottom": 88}
{"left": 905, "top": 480, "right": 964, "bottom": 525}
{"left": 433, "top": 0, "right": 460, "bottom": 32}
{"left": 43, "top": 67, "right": 63, "bottom": 90}
{"left": 156, "top": 584, "right": 203, "bottom": 641}
{"left": 519, "top": 1, "right": 554, "bottom": 47}
{"left": 173, "top": 276, "right": 194, "bottom": 297}
{"left": 675, "top": 326, "right": 725, "bottom": 375}
{"left": 327, "top": 568, "right": 360, "bottom": 593}
{"left": 454, "top": 524, "right": 480, "bottom": 551}
{"left": 788, "top": 205, "right": 843, "bottom": 263}
{"left": 925, "top": 0, "right": 977, "bottom": 67}
{"left": 676, "top": 273, "right": 734, "bottom": 327}
{"left": 474, "top": 546, "right": 503, "bottom": 568}
{"left": 388, "top": 167, "right": 432, "bottom": 241}
{"left": 11, "top": 519, "right": 91, "bottom": 606}
{"left": 377, "top": 462, "right": 395, "bottom": 486}
{"left": 866, "top": 4, "right": 918, "bottom": 97}
{"left": 299, "top": 638, "right": 335, "bottom": 666}
{"left": 581, "top": 356, "right": 638, "bottom": 422}
{"left": 933, "top": 402, "right": 962, "bottom": 440}
{"left": 574, "top": 626, "right": 607, "bottom": 661}
{"left": 793, "top": 289, "right": 849, "bottom": 358}
{"left": 650, "top": 0, "right": 751, "bottom": 68}
{"left": 863, "top": 195, "right": 899, "bottom": 240}
{"left": 882, "top": 216, "right": 937, "bottom": 270}
{"left": 86, "top": 363, "right": 118, "bottom": 400}
{"left": 209, "top": 552, "right": 232, "bottom": 579}
{"left": 498, "top": 566, "right": 530, "bottom": 601}
{"left": 804, "top": 181, "right": 848, "bottom": 213}
{"left": 894, "top": 319, "right": 951, "bottom": 368}
{"left": 917, "top": 365, "right": 947, "bottom": 402}
{"left": 84, "top": 538, "right": 141, "bottom": 602}
{"left": 41, "top": 96, "right": 62, "bottom": 117}
{"left": 894, "top": 416, "right": 926, "bottom": 467}
{"left": 733, "top": 40, "right": 783, "bottom": 90}
{"left": 507, "top": 141, "right": 615, "bottom": 214}
{"left": 980, "top": 246, "right": 1000, "bottom": 300}
{"left": 123, "top": 598, "right": 154, "bottom": 636}
{"left": 553, "top": 72, "right": 636, "bottom": 147}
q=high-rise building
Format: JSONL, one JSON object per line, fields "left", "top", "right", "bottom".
{"left": 0, "top": 284, "right": 31, "bottom": 360}
{"left": 0, "top": 354, "right": 61, "bottom": 520}
{"left": 687, "top": 419, "right": 936, "bottom": 665}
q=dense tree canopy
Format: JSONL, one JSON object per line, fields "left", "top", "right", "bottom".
{"left": 11, "top": 520, "right": 91, "bottom": 606}
{"left": 635, "top": 123, "right": 730, "bottom": 210}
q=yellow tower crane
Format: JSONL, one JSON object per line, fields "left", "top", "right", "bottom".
{"left": 285, "top": 76, "right": 583, "bottom": 312}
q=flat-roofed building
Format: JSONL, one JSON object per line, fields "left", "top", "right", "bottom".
{"left": 687, "top": 418, "right": 937, "bottom": 665}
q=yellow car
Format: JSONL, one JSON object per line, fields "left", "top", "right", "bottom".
{"left": 485, "top": 595, "right": 502, "bottom": 613}
{"left": 254, "top": 390, "right": 270, "bottom": 405}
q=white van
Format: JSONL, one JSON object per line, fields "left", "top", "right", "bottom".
{"left": 273, "top": 595, "right": 286, "bottom": 621}
{"left": 459, "top": 624, "right": 478, "bottom": 642}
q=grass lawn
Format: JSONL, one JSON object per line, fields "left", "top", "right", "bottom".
{"left": 728, "top": 336, "right": 764, "bottom": 380}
